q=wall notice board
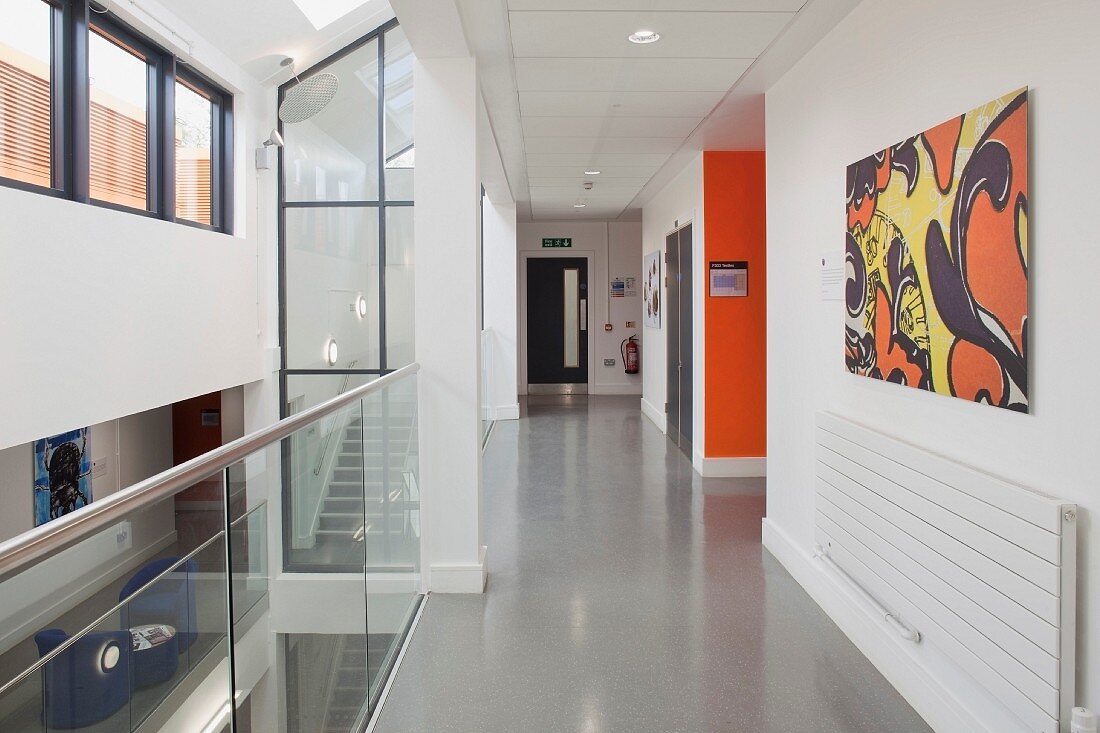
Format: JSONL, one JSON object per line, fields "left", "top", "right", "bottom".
{"left": 709, "top": 261, "right": 748, "bottom": 297}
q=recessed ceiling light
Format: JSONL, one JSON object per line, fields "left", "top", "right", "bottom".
{"left": 628, "top": 30, "right": 660, "bottom": 44}
{"left": 574, "top": 203, "right": 588, "bottom": 208}
{"left": 584, "top": 170, "right": 601, "bottom": 176}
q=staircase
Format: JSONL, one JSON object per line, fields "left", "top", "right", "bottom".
{"left": 319, "top": 634, "right": 398, "bottom": 733}
{"left": 314, "top": 404, "right": 418, "bottom": 564}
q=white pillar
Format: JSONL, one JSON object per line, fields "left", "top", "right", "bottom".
{"left": 414, "top": 56, "right": 486, "bottom": 593}
{"left": 482, "top": 199, "right": 519, "bottom": 420}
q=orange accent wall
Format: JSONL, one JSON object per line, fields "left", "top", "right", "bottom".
{"left": 703, "top": 151, "right": 767, "bottom": 458}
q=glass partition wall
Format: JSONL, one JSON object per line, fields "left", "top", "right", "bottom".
{"left": 279, "top": 21, "right": 416, "bottom": 576}
{"left": 276, "top": 24, "right": 421, "bottom": 728}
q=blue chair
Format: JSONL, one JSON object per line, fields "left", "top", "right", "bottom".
{"left": 119, "top": 556, "right": 198, "bottom": 654}
{"left": 35, "top": 628, "right": 131, "bottom": 729}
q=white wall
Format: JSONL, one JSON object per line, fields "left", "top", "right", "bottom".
{"left": 483, "top": 198, "right": 519, "bottom": 419}
{"left": 0, "top": 406, "right": 174, "bottom": 544}
{"left": 764, "top": 0, "right": 1100, "bottom": 728}
{"left": 517, "top": 220, "right": 643, "bottom": 396}
{"left": 0, "top": 0, "right": 279, "bottom": 451}
{"left": 639, "top": 154, "right": 703, "bottom": 440}
{"left": 414, "top": 55, "right": 486, "bottom": 593}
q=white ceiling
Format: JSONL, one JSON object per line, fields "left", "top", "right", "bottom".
{"left": 459, "top": 0, "right": 861, "bottom": 220}
{"left": 160, "top": 0, "right": 395, "bottom": 82}
{"left": 159, "top": 0, "right": 859, "bottom": 221}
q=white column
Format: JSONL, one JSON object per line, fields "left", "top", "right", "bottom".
{"left": 414, "top": 56, "right": 486, "bottom": 593}
{"left": 482, "top": 198, "right": 519, "bottom": 420}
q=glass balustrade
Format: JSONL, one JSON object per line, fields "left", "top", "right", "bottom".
{"left": 481, "top": 328, "right": 495, "bottom": 444}
{"left": 0, "top": 366, "right": 421, "bottom": 733}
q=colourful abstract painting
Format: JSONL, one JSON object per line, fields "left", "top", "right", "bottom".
{"left": 845, "top": 88, "right": 1028, "bottom": 412}
{"left": 33, "top": 428, "right": 92, "bottom": 527}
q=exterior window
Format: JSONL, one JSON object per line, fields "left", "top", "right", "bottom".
{"left": 175, "top": 79, "right": 213, "bottom": 225}
{"left": 0, "top": 3, "right": 232, "bottom": 231}
{"left": 88, "top": 26, "right": 150, "bottom": 210}
{"left": 0, "top": 0, "right": 54, "bottom": 189}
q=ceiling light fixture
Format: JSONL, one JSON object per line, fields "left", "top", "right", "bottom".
{"left": 584, "top": 170, "right": 601, "bottom": 176}
{"left": 574, "top": 203, "right": 588, "bottom": 209}
{"left": 628, "top": 30, "right": 660, "bottom": 44}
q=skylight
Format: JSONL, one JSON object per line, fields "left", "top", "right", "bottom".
{"left": 290, "top": 0, "right": 370, "bottom": 30}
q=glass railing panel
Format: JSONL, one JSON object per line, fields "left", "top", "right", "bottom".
{"left": 284, "top": 399, "right": 367, "bottom": 570}
{"left": 0, "top": 668, "right": 43, "bottom": 732}
{"left": 0, "top": 364, "right": 423, "bottom": 733}
{"left": 364, "top": 373, "right": 421, "bottom": 706}
{"left": 127, "top": 534, "right": 231, "bottom": 729}
{"left": 0, "top": 514, "right": 232, "bottom": 732}
{"left": 481, "top": 328, "right": 494, "bottom": 442}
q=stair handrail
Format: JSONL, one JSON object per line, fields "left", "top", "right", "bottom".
{"left": 312, "top": 360, "right": 359, "bottom": 477}
{"left": 0, "top": 363, "right": 421, "bottom": 583}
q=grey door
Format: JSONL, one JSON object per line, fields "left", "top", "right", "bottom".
{"left": 665, "top": 224, "right": 693, "bottom": 456}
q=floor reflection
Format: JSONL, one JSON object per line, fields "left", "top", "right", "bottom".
{"left": 373, "top": 396, "right": 931, "bottom": 732}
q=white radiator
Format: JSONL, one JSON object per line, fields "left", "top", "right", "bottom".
{"left": 813, "top": 412, "right": 1077, "bottom": 733}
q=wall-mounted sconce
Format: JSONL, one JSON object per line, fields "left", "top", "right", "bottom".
{"left": 356, "top": 294, "right": 368, "bottom": 319}
{"left": 324, "top": 337, "right": 339, "bottom": 367}
{"left": 255, "top": 128, "right": 285, "bottom": 170}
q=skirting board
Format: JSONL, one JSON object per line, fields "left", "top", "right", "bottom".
{"left": 430, "top": 545, "right": 488, "bottom": 593}
{"left": 692, "top": 453, "right": 766, "bottom": 477}
{"left": 495, "top": 403, "right": 520, "bottom": 421}
{"left": 761, "top": 518, "right": 1002, "bottom": 733}
{"left": 640, "top": 397, "right": 666, "bottom": 433}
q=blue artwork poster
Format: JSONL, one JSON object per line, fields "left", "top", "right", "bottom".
{"left": 33, "top": 428, "right": 92, "bottom": 527}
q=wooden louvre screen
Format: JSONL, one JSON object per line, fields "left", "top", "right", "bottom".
{"left": 0, "top": 58, "right": 51, "bottom": 188}
{"left": 2, "top": 45, "right": 214, "bottom": 225}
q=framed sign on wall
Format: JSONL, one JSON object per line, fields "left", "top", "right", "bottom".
{"left": 709, "top": 261, "right": 748, "bottom": 297}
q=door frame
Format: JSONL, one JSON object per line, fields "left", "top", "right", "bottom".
{"left": 518, "top": 250, "right": 596, "bottom": 396}
{"left": 664, "top": 221, "right": 695, "bottom": 455}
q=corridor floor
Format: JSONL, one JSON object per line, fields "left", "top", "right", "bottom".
{"left": 373, "top": 396, "right": 930, "bottom": 732}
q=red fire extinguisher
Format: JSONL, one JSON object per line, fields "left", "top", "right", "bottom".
{"left": 621, "top": 335, "right": 640, "bottom": 375}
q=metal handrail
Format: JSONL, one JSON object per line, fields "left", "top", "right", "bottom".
{"left": 0, "top": 363, "right": 421, "bottom": 582}
{"left": 313, "top": 359, "right": 358, "bottom": 476}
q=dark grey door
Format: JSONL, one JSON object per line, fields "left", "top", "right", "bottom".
{"left": 527, "top": 257, "right": 589, "bottom": 392}
{"left": 666, "top": 231, "right": 681, "bottom": 439}
{"left": 666, "top": 224, "right": 693, "bottom": 456}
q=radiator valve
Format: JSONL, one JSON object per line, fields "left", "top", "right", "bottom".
{"left": 1072, "top": 707, "right": 1097, "bottom": 733}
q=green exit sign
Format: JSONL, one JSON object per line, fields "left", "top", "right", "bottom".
{"left": 542, "top": 237, "right": 572, "bottom": 248}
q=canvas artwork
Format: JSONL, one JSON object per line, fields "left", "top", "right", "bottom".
{"left": 643, "top": 250, "right": 661, "bottom": 328}
{"left": 845, "top": 88, "right": 1028, "bottom": 412}
{"left": 33, "top": 428, "right": 92, "bottom": 527}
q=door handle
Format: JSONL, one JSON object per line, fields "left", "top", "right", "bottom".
{"left": 579, "top": 299, "right": 587, "bottom": 331}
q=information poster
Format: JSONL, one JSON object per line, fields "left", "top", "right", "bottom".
{"left": 709, "top": 261, "right": 748, "bottom": 297}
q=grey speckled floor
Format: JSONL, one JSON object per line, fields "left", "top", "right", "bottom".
{"left": 373, "top": 396, "right": 931, "bottom": 733}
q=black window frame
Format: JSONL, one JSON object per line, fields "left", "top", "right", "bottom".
{"left": 0, "top": 0, "right": 234, "bottom": 233}
{"left": 174, "top": 66, "right": 234, "bottom": 232}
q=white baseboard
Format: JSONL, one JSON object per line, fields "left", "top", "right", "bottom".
{"left": 430, "top": 545, "right": 488, "bottom": 593}
{"left": 691, "top": 454, "right": 766, "bottom": 477}
{"left": 640, "top": 397, "right": 666, "bottom": 433}
{"left": 761, "top": 518, "right": 1002, "bottom": 733}
{"left": 591, "top": 384, "right": 643, "bottom": 396}
{"left": 495, "top": 403, "right": 520, "bottom": 420}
